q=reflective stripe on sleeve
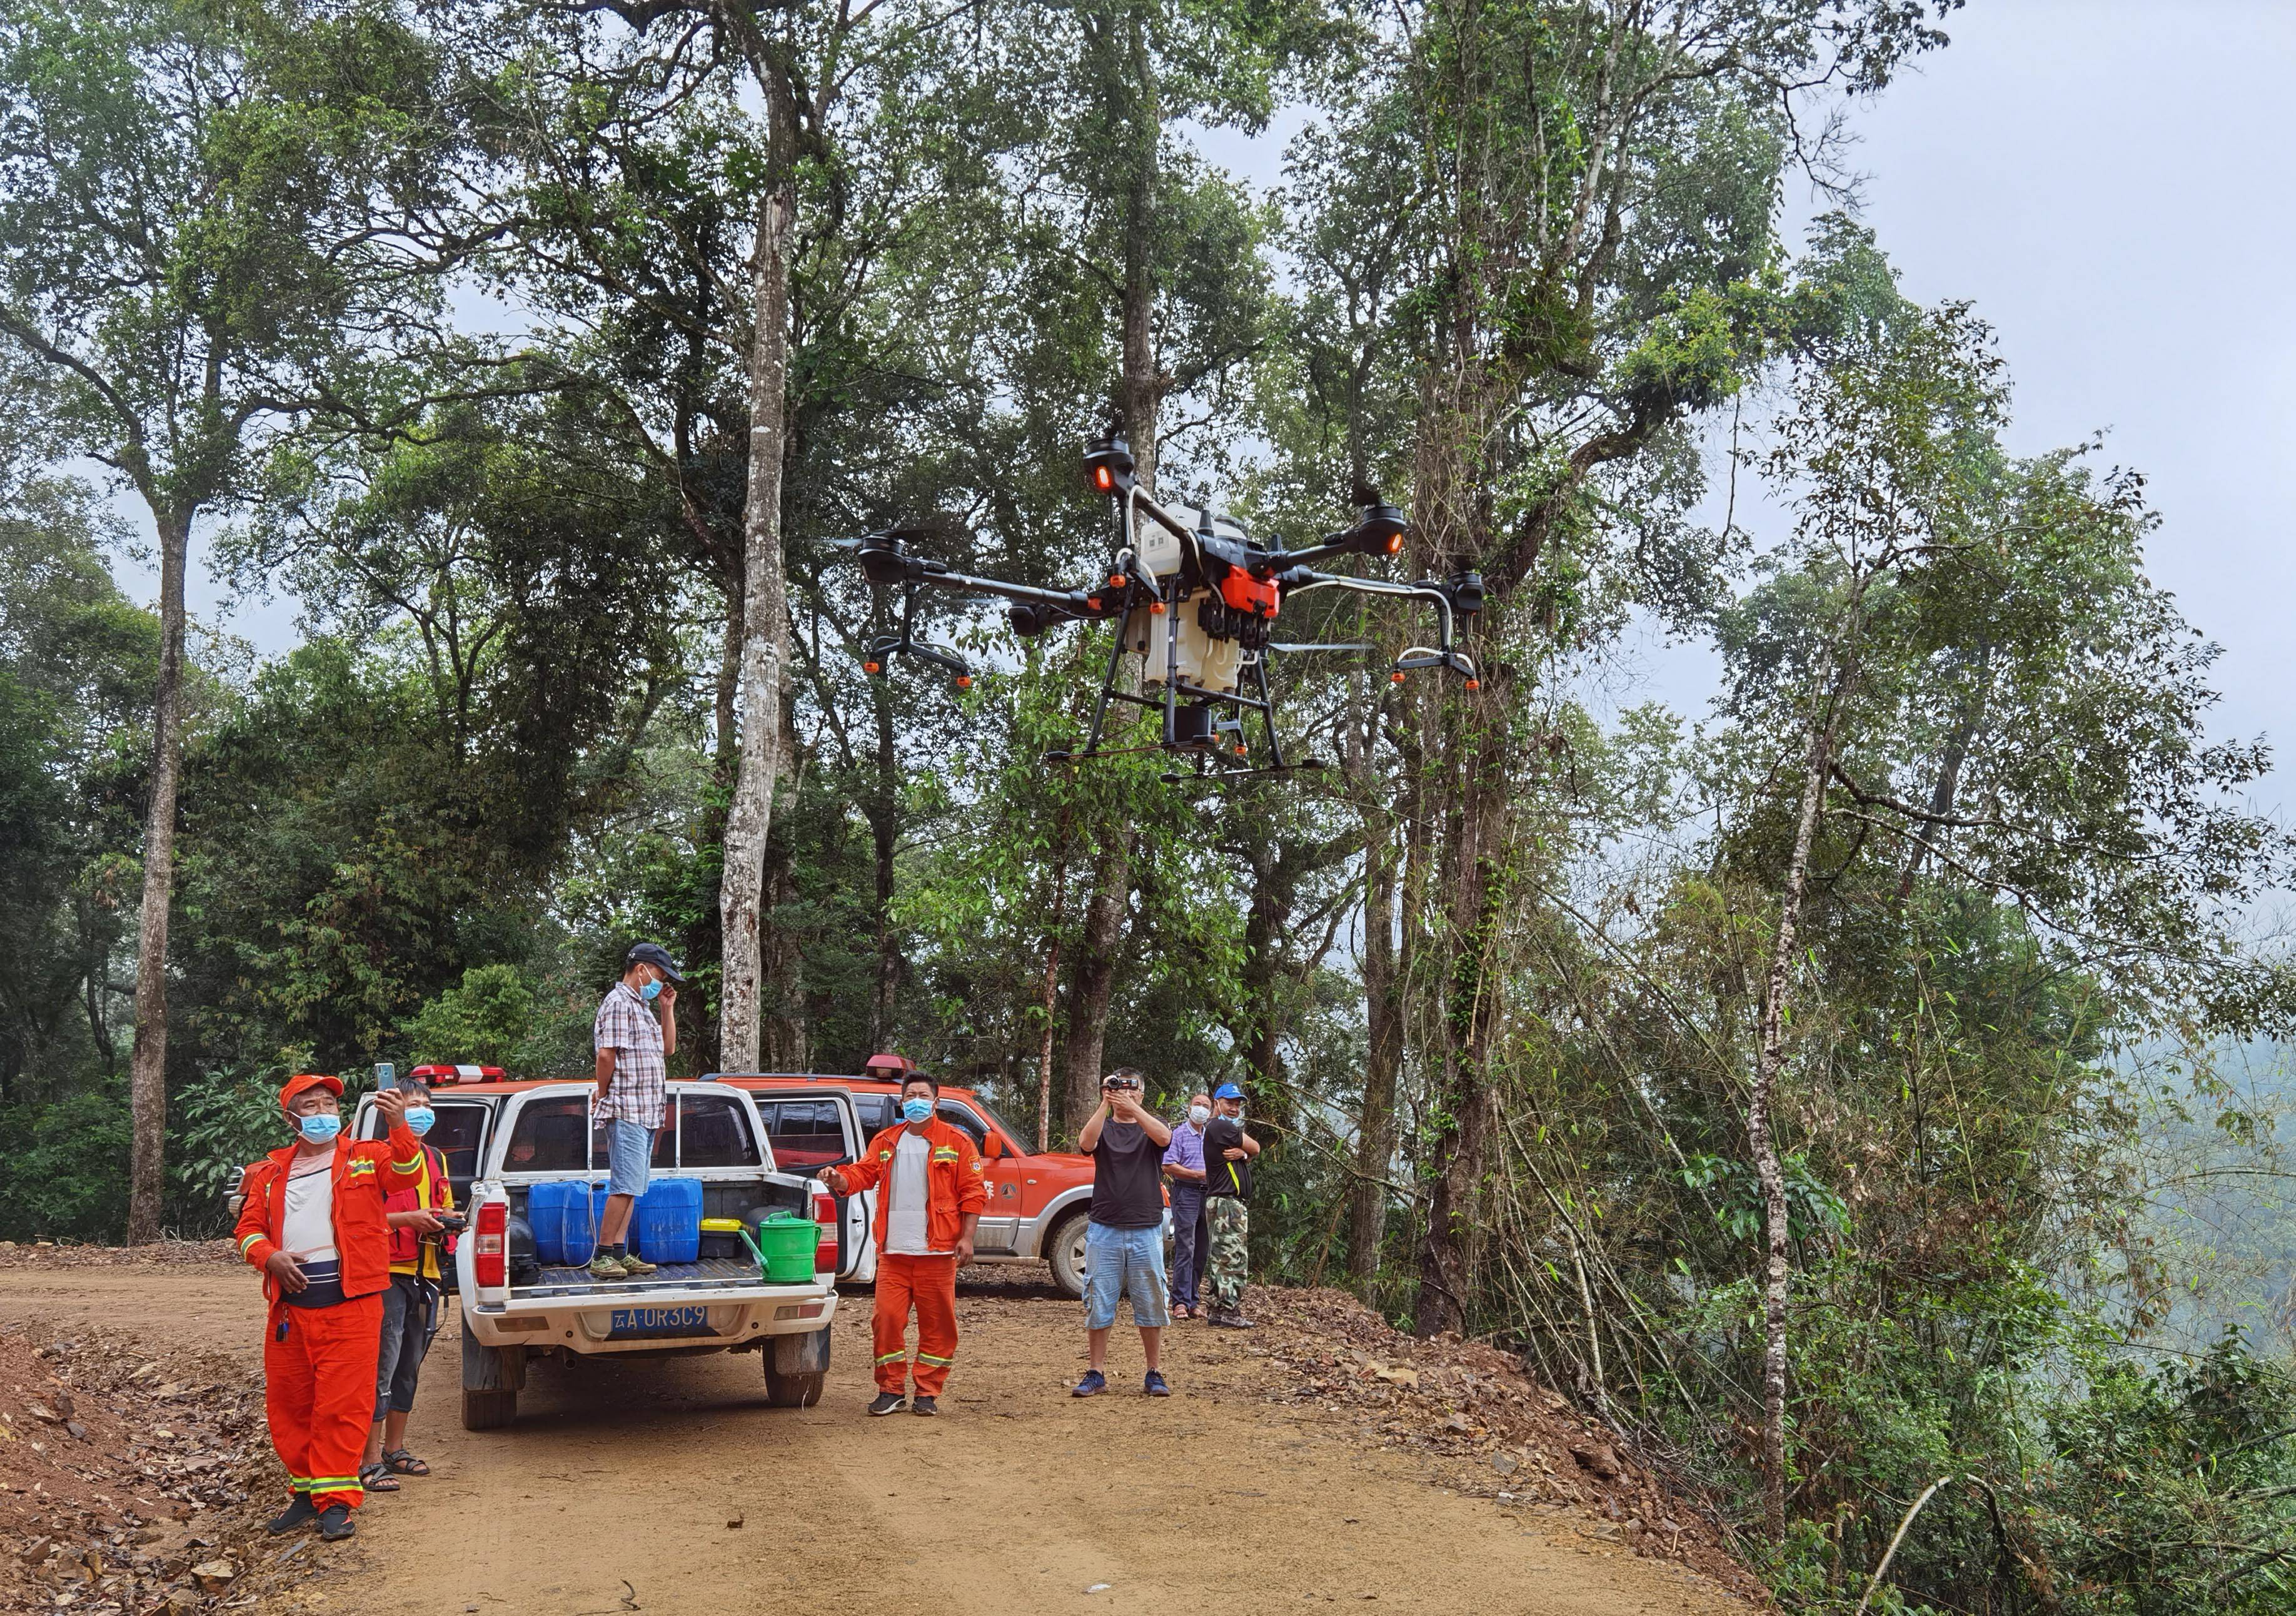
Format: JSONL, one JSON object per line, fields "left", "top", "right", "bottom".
{"left": 238, "top": 1232, "right": 264, "bottom": 1259}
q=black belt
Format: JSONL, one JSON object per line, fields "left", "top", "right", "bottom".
{"left": 283, "top": 1260, "right": 348, "bottom": 1309}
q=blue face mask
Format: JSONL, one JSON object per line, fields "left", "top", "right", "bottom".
{"left": 404, "top": 1107, "right": 436, "bottom": 1136}
{"left": 638, "top": 977, "right": 662, "bottom": 1003}
{"left": 901, "top": 1097, "right": 934, "bottom": 1124}
{"left": 298, "top": 1113, "right": 343, "bottom": 1145}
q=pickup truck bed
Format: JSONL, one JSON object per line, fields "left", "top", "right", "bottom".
{"left": 443, "top": 1079, "right": 842, "bottom": 1430}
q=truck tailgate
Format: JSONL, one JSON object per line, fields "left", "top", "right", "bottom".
{"left": 516, "top": 1256, "right": 770, "bottom": 1298}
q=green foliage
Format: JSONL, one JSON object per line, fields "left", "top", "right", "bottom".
{"left": 400, "top": 964, "right": 536, "bottom": 1069}
{"left": 0, "top": 1088, "right": 131, "bottom": 1241}
{"left": 171, "top": 1069, "right": 291, "bottom": 1228}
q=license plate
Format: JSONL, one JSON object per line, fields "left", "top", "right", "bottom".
{"left": 607, "top": 1304, "right": 714, "bottom": 1339}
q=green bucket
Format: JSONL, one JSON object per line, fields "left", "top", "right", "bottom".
{"left": 742, "top": 1211, "right": 817, "bottom": 1282}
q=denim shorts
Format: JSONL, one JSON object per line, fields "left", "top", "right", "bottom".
{"left": 1082, "top": 1221, "right": 1171, "bottom": 1331}
{"left": 605, "top": 1120, "right": 655, "bottom": 1197}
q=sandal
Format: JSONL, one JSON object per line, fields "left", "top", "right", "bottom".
{"left": 358, "top": 1462, "right": 400, "bottom": 1493}
{"left": 382, "top": 1448, "right": 430, "bottom": 1477}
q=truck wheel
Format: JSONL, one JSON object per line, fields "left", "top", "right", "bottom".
{"left": 1045, "top": 1209, "right": 1090, "bottom": 1300}
{"left": 460, "top": 1328, "right": 521, "bottom": 1431}
{"left": 763, "top": 1325, "right": 831, "bottom": 1408}
{"left": 462, "top": 1387, "right": 516, "bottom": 1430}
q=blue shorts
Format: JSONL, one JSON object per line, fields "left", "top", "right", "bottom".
{"left": 1083, "top": 1221, "right": 1170, "bottom": 1331}
{"left": 605, "top": 1120, "right": 655, "bottom": 1197}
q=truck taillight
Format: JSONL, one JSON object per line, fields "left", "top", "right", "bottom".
{"left": 812, "top": 1188, "right": 837, "bottom": 1273}
{"left": 475, "top": 1201, "right": 508, "bottom": 1288}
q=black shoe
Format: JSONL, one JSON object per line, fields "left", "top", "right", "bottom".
{"left": 911, "top": 1395, "right": 939, "bottom": 1417}
{"left": 266, "top": 1496, "right": 318, "bottom": 1535}
{"left": 318, "top": 1504, "right": 356, "bottom": 1542}
{"left": 869, "top": 1392, "right": 908, "bottom": 1417}
{"left": 1072, "top": 1370, "right": 1107, "bottom": 1398}
{"left": 1144, "top": 1370, "right": 1171, "bottom": 1397}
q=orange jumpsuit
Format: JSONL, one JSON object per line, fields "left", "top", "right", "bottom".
{"left": 236, "top": 1122, "right": 423, "bottom": 1510}
{"left": 832, "top": 1120, "right": 987, "bottom": 1396}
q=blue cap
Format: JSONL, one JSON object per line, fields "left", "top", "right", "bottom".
{"left": 1214, "top": 1083, "right": 1244, "bottom": 1100}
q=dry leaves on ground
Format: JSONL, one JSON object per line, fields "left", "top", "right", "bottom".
{"left": 0, "top": 1318, "right": 269, "bottom": 1615}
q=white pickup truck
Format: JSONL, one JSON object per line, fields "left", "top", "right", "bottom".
{"left": 355, "top": 1079, "right": 840, "bottom": 1430}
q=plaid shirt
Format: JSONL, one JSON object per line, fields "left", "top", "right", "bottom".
{"left": 592, "top": 982, "right": 667, "bottom": 1129}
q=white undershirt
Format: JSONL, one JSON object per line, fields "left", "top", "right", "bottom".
{"left": 884, "top": 1131, "right": 946, "bottom": 1256}
{"left": 281, "top": 1156, "right": 338, "bottom": 1265}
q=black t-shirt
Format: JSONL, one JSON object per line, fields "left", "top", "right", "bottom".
{"left": 1089, "top": 1120, "right": 1166, "bottom": 1228}
{"left": 1203, "top": 1116, "right": 1252, "bottom": 1200}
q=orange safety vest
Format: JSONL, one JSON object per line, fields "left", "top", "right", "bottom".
{"left": 835, "top": 1119, "right": 988, "bottom": 1253}
{"left": 235, "top": 1125, "right": 425, "bottom": 1306}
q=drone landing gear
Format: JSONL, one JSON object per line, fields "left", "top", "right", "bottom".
{"left": 862, "top": 579, "right": 974, "bottom": 690}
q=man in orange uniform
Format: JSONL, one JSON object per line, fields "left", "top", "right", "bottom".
{"left": 822, "top": 1071, "right": 985, "bottom": 1417}
{"left": 235, "top": 1074, "right": 421, "bottom": 1541}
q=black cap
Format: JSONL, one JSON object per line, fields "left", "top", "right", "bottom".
{"left": 625, "top": 941, "right": 685, "bottom": 983}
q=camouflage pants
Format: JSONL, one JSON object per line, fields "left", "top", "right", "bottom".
{"left": 1205, "top": 1196, "right": 1249, "bottom": 1309}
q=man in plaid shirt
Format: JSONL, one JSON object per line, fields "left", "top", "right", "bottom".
{"left": 590, "top": 942, "right": 682, "bottom": 1279}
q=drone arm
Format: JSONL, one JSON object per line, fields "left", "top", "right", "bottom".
{"left": 1283, "top": 571, "right": 1458, "bottom": 640}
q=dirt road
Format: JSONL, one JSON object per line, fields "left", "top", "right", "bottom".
{"left": 0, "top": 1261, "right": 1745, "bottom": 1616}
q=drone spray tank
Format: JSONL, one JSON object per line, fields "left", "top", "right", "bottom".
{"left": 1120, "top": 501, "right": 1261, "bottom": 699}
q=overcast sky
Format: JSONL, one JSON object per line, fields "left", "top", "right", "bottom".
{"left": 128, "top": 1, "right": 2295, "bottom": 804}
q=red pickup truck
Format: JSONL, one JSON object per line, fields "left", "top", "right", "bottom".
{"left": 721, "top": 1069, "right": 1101, "bottom": 1296}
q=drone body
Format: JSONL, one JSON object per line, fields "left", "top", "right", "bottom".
{"left": 853, "top": 435, "right": 1484, "bottom": 780}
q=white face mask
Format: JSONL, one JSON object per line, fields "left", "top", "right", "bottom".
{"left": 1188, "top": 1105, "right": 1211, "bottom": 1127}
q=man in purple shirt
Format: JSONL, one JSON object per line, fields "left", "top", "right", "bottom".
{"left": 1161, "top": 1091, "right": 1212, "bottom": 1320}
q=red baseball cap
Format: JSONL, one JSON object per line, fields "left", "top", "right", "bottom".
{"left": 279, "top": 1072, "right": 344, "bottom": 1108}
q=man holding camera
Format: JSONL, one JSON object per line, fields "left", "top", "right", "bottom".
{"left": 234, "top": 1074, "right": 423, "bottom": 1542}
{"left": 1073, "top": 1068, "right": 1174, "bottom": 1397}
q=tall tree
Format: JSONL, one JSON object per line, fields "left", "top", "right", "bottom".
{"left": 0, "top": 0, "right": 458, "bottom": 1236}
{"left": 1380, "top": 0, "right": 1960, "bottom": 1337}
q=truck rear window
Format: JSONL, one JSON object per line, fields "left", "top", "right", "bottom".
{"left": 503, "top": 1093, "right": 762, "bottom": 1171}
{"left": 755, "top": 1098, "right": 850, "bottom": 1171}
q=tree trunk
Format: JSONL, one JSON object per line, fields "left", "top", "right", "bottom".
{"left": 1060, "top": 834, "right": 1130, "bottom": 1135}
{"left": 1414, "top": 672, "right": 1511, "bottom": 1338}
{"left": 1751, "top": 681, "right": 1850, "bottom": 1539}
{"left": 717, "top": 179, "right": 797, "bottom": 1074}
{"left": 713, "top": 567, "right": 743, "bottom": 779}
{"left": 1035, "top": 855, "right": 1067, "bottom": 1153}
{"left": 125, "top": 506, "right": 191, "bottom": 1243}
{"left": 1347, "top": 790, "right": 1404, "bottom": 1284}
{"left": 1054, "top": 5, "right": 1159, "bottom": 1138}
{"left": 1113, "top": 3, "right": 1158, "bottom": 483}
{"left": 868, "top": 680, "right": 900, "bottom": 1048}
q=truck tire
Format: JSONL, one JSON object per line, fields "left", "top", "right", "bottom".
{"left": 460, "top": 1328, "right": 521, "bottom": 1431}
{"left": 763, "top": 1324, "right": 831, "bottom": 1408}
{"left": 1045, "top": 1209, "right": 1090, "bottom": 1300}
